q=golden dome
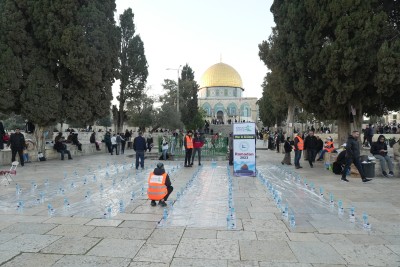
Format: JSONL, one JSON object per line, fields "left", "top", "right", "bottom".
{"left": 200, "top": 62, "right": 243, "bottom": 89}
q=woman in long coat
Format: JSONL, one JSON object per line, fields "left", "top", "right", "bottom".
{"left": 281, "top": 137, "right": 292, "bottom": 165}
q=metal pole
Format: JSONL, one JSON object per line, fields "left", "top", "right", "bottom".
{"left": 177, "top": 66, "right": 181, "bottom": 113}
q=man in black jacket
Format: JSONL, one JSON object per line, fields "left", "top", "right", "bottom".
{"left": 370, "top": 135, "right": 394, "bottom": 177}
{"left": 341, "top": 131, "right": 371, "bottom": 183}
{"left": 8, "top": 128, "right": 25, "bottom": 166}
{"left": 133, "top": 132, "right": 146, "bottom": 170}
{"left": 304, "top": 131, "right": 318, "bottom": 168}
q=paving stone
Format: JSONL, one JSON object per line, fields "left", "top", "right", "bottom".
{"left": 41, "top": 236, "right": 100, "bottom": 254}
{"left": 0, "top": 222, "right": 13, "bottom": 231}
{"left": 146, "top": 228, "right": 184, "bottom": 244}
{"left": 256, "top": 231, "right": 289, "bottom": 241}
{"left": 132, "top": 205, "right": 164, "bottom": 214}
{"left": 133, "top": 244, "right": 176, "bottom": 263}
{"left": 248, "top": 212, "right": 277, "bottom": 220}
{"left": 182, "top": 229, "right": 217, "bottom": 239}
{"left": 0, "top": 234, "right": 61, "bottom": 252}
{"left": 227, "top": 260, "right": 260, "bottom": 266}
{"left": 175, "top": 238, "right": 240, "bottom": 260}
{"left": 235, "top": 212, "right": 251, "bottom": 219}
{"left": 259, "top": 263, "right": 311, "bottom": 267}
{"left": 0, "top": 233, "right": 20, "bottom": 244}
{"left": 87, "top": 238, "right": 144, "bottom": 258}
{"left": 43, "top": 216, "right": 91, "bottom": 225}
{"left": 331, "top": 243, "right": 400, "bottom": 266}
{"left": 286, "top": 232, "right": 319, "bottom": 242}
{"left": 381, "top": 235, "right": 400, "bottom": 245}
{"left": 114, "top": 213, "right": 161, "bottom": 222}
{"left": 314, "top": 233, "right": 353, "bottom": 245}
{"left": 217, "top": 230, "right": 257, "bottom": 240}
{"left": 386, "top": 244, "right": 400, "bottom": 255}
{"left": 87, "top": 226, "right": 153, "bottom": 240}
{"left": 1, "top": 222, "right": 57, "bottom": 234}
{"left": 170, "top": 258, "right": 227, "bottom": 267}
{"left": 242, "top": 219, "right": 287, "bottom": 232}
{"left": 0, "top": 214, "right": 48, "bottom": 223}
{"left": 52, "top": 255, "right": 131, "bottom": 267}
{"left": 46, "top": 224, "right": 95, "bottom": 237}
{"left": 310, "top": 265, "right": 347, "bottom": 267}
{"left": 86, "top": 218, "right": 123, "bottom": 227}
{"left": 345, "top": 234, "right": 387, "bottom": 245}
{"left": 288, "top": 241, "right": 346, "bottom": 264}
{"left": 119, "top": 220, "right": 158, "bottom": 229}
{"left": 0, "top": 250, "right": 20, "bottom": 265}
{"left": 239, "top": 240, "right": 296, "bottom": 262}
{"left": 308, "top": 214, "right": 365, "bottom": 234}
{"left": 129, "top": 262, "right": 169, "bottom": 267}
{"left": 0, "top": 252, "right": 63, "bottom": 267}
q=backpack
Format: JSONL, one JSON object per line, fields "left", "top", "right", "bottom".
{"left": 332, "top": 162, "right": 342, "bottom": 175}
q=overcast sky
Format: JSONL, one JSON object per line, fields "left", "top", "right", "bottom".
{"left": 113, "top": 0, "right": 275, "bottom": 103}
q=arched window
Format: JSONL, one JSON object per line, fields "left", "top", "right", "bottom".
{"left": 227, "top": 103, "right": 237, "bottom": 116}
{"left": 240, "top": 103, "right": 251, "bottom": 117}
{"left": 202, "top": 103, "right": 212, "bottom": 116}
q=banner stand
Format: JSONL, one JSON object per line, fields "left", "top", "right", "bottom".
{"left": 233, "top": 123, "right": 256, "bottom": 177}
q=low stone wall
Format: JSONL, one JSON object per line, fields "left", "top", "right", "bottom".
{"left": 0, "top": 142, "right": 106, "bottom": 166}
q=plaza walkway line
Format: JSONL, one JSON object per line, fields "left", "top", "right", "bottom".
{"left": 0, "top": 146, "right": 398, "bottom": 266}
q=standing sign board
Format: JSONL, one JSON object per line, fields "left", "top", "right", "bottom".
{"left": 233, "top": 123, "right": 256, "bottom": 176}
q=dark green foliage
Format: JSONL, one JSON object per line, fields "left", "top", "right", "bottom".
{"left": 117, "top": 8, "right": 148, "bottom": 132}
{"left": 259, "top": 0, "right": 400, "bottom": 141}
{"left": 0, "top": 0, "right": 119, "bottom": 126}
{"left": 179, "top": 64, "right": 203, "bottom": 129}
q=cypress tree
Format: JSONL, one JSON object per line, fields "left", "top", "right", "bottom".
{"left": 0, "top": 0, "right": 119, "bottom": 155}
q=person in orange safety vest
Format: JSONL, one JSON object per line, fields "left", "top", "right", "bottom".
{"left": 317, "top": 137, "right": 337, "bottom": 161}
{"left": 184, "top": 130, "right": 193, "bottom": 167}
{"left": 293, "top": 132, "right": 304, "bottom": 169}
{"left": 148, "top": 162, "right": 173, "bottom": 207}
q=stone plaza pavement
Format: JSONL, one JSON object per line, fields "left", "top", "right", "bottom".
{"left": 0, "top": 142, "right": 399, "bottom": 267}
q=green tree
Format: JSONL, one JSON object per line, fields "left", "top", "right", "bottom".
{"left": 0, "top": 0, "right": 119, "bottom": 155}
{"left": 259, "top": 0, "right": 400, "bottom": 144}
{"left": 96, "top": 113, "right": 112, "bottom": 131}
{"left": 126, "top": 92, "right": 154, "bottom": 132}
{"left": 151, "top": 104, "right": 183, "bottom": 132}
{"left": 117, "top": 8, "right": 148, "bottom": 133}
{"left": 179, "top": 64, "right": 203, "bottom": 130}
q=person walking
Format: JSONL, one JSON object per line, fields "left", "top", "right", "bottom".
{"left": 281, "top": 137, "right": 292, "bottom": 165}
{"left": 103, "top": 131, "right": 112, "bottom": 154}
{"left": 133, "top": 132, "right": 146, "bottom": 170}
{"left": 146, "top": 134, "right": 153, "bottom": 152}
{"left": 228, "top": 132, "right": 234, "bottom": 166}
{"left": 0, "top": 121, "right": 5, "bottom": 150}
{"left": 161, "top": 136, "right": 169, "bottom": 160}
{"left": 293, "top": 132, "right": 304, "bottom": 169}
{"left": 111, "top": 134, "right": 118, "bottom": 155}
{"left": 120, "top": 133, "right": 126, "bottom": 154}
{"left": 184, "top": 130, "right": 193, "bottom": 167}
{"left": 191, "top": 132, "right": 204, "bottom": 166}
{"left": 304, "top": 131, "right": 318, "bottom": 168}
{"left": 370, "top": 135, "right": 394, "bottom": 177}
{"left": 341, "top": 130, "right": 372, "bottom": 183}
{"left": 147, "top": 162, "right": 173, "bottom": 207}
{"left": 8, "top": 128, "right": 25, "bottom": 166}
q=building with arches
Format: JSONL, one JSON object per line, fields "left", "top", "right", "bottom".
{"left": 198, "top": 62, "right": 258, "bottom": 124}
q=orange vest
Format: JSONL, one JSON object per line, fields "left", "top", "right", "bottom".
{"left": 295, "top": 136, "right": 304, "bottom": 151}
{"left": 147, "top": 172, "right": 168, "bottom": 201}
{"left": 324, "top": 141, "right": 334, "bottom": 152}
{"left": 185, "top": 135, "right": 193, "bottom": 149}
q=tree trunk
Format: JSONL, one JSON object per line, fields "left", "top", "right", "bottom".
{"left": 34, "top": 125, "right": 46, "bottom": 159}
{"left": 286, "top": 102, "right": 295, "bottom": 138}
{"left": 337, "top": 105, "right": 363, "bottom": 146}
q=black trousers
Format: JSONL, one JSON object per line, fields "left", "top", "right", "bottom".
{"left": 185, "top": 148, "right": 193, "bottom": 165}
{"left": 164, "top": 186, "right": 173, "bottom": 201}
{"left": 342, "top": 157, "right": 366, "bottom": 180}
{"left": 307, "top": 149, "right": 317, "bottom": 166}
{"left": 11, "top": 149, "right": 24, "bottom": 166}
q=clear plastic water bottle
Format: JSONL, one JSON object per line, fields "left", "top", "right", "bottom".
{"left": 289, "top": 214, "right": 296, "bottom": 228}
{"left": 63, "top": 198, "right": 70, "bottom": 210}
{"left": 163, "top": 208, "right": 168, "bottom": 220}
{"left": 310, "top": 182, "right": 314, "bottom": 191}
{"left": 47, "top": 203, "right": 54, "bottom": 216}
{"left": 319, "top": 187, "right": 324, "bottom": 197}
{"left": 211, "top": 158, "right": 217, "bottom": 168}
{"left": 362, "top": 212, "right": 371, "bottom": 230}
{"left": 17, "top": 200, "right": 24, "bottom": 212}
{"left": 93, "top": 174, "right": 97, "bottom": 182}
{"left": 141, "top": 186, "right": 144, "bottom": 196}
{"left": 329, "top": 193, "right": 334, "bottom": 207}
{"left": 349, "top": 206, "right": 355, "bottom": 223}
{"left": 44, "top": 179, "right": 49, "bottom": 187}
{"left": 338, "top": 200, "right": 344, "bottom": 215}
{"left": 131, "top": 191, "right": 135, "bottom": 201}
{"left": 119, "top": 200, "right": 125, "bottom": 213}
{"left": 70, "top": 182, "right": 75, "bottom": 189}
{"left": 31, "top": 181, "right": 37, "bottom": 191}
{"left": 16, "top": 184, "right": 20, "bottom": 196}
{"left": 106, "top": 205, "right": 112, "bottom": 219}
{"left": 39, "top": 192, "right": 45, "bottom": 203}
{"left": 282, "top": 204, "right": 289, "bottom": 221}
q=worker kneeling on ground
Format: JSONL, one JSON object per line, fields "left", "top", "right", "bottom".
{"left": 148, "top": 162, "right": 173, "bottom": 207}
